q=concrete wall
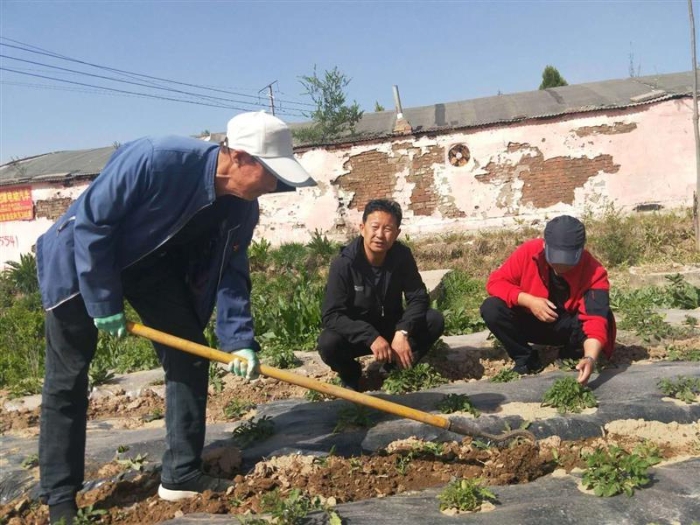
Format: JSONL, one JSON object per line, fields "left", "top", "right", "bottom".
{"left": 0, "top": 98, "right": 693, "bottom": 268}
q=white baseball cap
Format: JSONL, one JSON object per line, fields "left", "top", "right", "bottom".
{"left": 226, "top": 111, "right": 316, "bottom": 188}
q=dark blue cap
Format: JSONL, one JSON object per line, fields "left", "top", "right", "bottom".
{"left": 544, "top": 215, "right": 586, "bottom": 265}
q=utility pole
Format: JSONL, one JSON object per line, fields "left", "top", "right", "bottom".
{"left": 689, "top": 0, "right": 700, "bottom": 249}
{"left": 259, "top": 81, "right": 278, "bottom": 116}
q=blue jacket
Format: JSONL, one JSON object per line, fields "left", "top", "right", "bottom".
{"left": 36, "top": 136, "right": 260, "bottom": 352}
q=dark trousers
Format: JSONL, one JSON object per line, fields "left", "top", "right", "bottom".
{"left": 39, "top": 260, "right": 210, "bottom": 506}
{"left": 317, "top": 309, "right": 445, "bottom": 385}
{"left": 480, "top": 296, "right": 586, "bottom": 367}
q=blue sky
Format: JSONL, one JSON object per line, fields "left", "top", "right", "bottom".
{"left": 0, "top": 0, "right": 696, "bottom": 163}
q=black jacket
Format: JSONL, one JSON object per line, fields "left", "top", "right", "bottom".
{"left": 321, "top": 236, "right": 429, "bottom": 346}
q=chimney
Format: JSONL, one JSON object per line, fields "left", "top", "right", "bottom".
{"left": 392, "top": 85, "right": 412, "bottom": 135}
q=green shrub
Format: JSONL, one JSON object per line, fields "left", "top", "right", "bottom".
{"left": 541, "top": 376, "right": 597, "bottom": 414}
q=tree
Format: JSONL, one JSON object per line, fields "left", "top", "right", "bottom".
{"left": 292, "top": 66, "right": 364, "bottom": 143}
{"left": 539, "top": 66, "right": 568, "bottom": 90}
{"left": 374, "top": 101, "right": 385, "bottom": 112}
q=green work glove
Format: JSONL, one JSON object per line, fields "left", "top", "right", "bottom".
{"left": 227, "top": 348, "right": 260, "bottom": 380}
{"left": 93, "top": 312, "right": 127, "bottom": 338}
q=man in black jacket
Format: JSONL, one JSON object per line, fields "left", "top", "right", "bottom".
{"left": 317, "top": 199, "right": 444, "bottom": 390}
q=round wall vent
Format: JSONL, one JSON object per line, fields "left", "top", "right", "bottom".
{"left": 448, "top": 144, "right": 470, "bottom": 167}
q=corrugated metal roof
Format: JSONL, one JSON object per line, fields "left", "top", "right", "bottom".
{"left": 0, "top": 145, "right": 115, "bottom": 186}
{"left": 1, "top": 71, "right": 694, "bottom": 186}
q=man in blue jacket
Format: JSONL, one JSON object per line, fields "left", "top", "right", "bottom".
{"left": 35, "top": 111, "right": 315, "bottom": 524}
{"left": 317, "top": 199, "right": 444, "bottom": 391}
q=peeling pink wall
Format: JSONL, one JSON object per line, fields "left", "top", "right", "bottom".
{"left": 1, "top": 98, "right": 694, "bottom": 268}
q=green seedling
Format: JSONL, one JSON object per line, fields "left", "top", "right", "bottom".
{"left": 489, "top": 368, "right": 520, "bottom": 383}
{"left": 71, "top": 504, "right": 108, "bottom": 524}
{"left": 395, "top": 453, "right": 414, "bottom": 475}
{"left": 333, "top": 404, "right": 375, "bottom": 433}
{"left": 21, "top": 453, "right": 38, "bottom": 469}
{"left": 117, "top": 453, "right": 148, "bottom": 472}
{"left": 557, "top": 358, "right": 579, "bottom": 371}
{"left": 381, "top": 363, "right": 447, "bottom": 394}
{"left": 438, "top": 478, "right": 498, "bottom": 512}
{"left": 666, "top": 345, "right": 700, "bottom": 361}
{"left": 657, "top": 376, "right": 700, "bottom": 404}
{"left": 541, "top": 376, "right": 597, "bottom": 414}
{"left": 412, "top": 441, "right": 445, "bottom": 456}
{"left": 260, "top": 488, "right": 323, "bottom": 525}
{"left": 116, "top": 445, "right": 130, "bottom": 454}
{"left": 223, "top": 398, "right": 256, "bottom": 419}
{"left": 436, "top": 393, "right": 480, "bottom": 417}
{"left": 581, "top": 444, "right": 661, "bottom": 497}
{"left": 232, "top": 416, "right": 275, "bottom": 447}
{"left": 305, "top": 377, "right": 343, "bottom": 402}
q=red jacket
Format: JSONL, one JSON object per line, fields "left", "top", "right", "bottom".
{"left": 486, "top": 239, "right": 616, "bottom": 357}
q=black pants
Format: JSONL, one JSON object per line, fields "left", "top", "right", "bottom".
{"left": 480, "top": 296, "right": 587, "bottom": 368}
{"left": 39, "top": 258, "right": 210, "bottom": 506}
{"left": 317, "top": 309, "right": 445, "bottom": 385}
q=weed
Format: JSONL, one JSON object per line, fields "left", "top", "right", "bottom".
{"left": 209, "top": 364, "right": 225, "bottom": 393}
{"left": 581, "top": 445, "right": 661, "bottom": 497}
{"left": 435, "top": 271, "right": 487, "bottom": 335}
{"left": 233, "top": 416, "right": 275, "bottom": 447}
{"left": 89, "top": 361, "right": 115, "bottom": 387}
{"left": 436, "top": 393, "right": 480, "bottom": 417}
{"left": 116, "top": 453, "right": 148, "bottom": 472}
{"left": 489, "top": 368, "right": 520, "bottom": 383}
{"left": 381, "top": 363, "right": 447, "bottom": 394}
{"left": 395, "top": 453, "right": 414, "bottom": 475}
{"left": 259, "top": 339, "right": 300, "bottom": 369}
{"left": 541, "top": 377, "right": 597, "bottom": 414}
{"left": 333, "top": 404, "right": 375, "bottom": 433}
{"left": 249, "top": 238, "right": 272, "bottom": 272}
{"left": 657, "top": 376, "right": 700, "bottom": 403}
{"left": 223, "top": 398, "right": 256, "bottom": 419}
{"left": 665, "top": 273, "right": 700, "bottom": 309}
{"left": 7, "top": 377, "right": 42, "bottom": 398}
{"left": 438, "top": 478, "right": 498, "bottom": 512}
{"left": 21, "top": 453, "right": 38, "bottom": 469}
{"left": 116, "top": 445, "right": 130, "bottom": 454}
{"left": 141, "top": 408, "right": 163, "bottom": 423}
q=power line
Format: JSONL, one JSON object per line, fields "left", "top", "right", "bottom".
{"left": 1, "top": 53, "right": 306, "bottom": 116}
{"left": 0, "top": 37, "right": 315, "bottom": 109}
{"left": 1, "top": 67, "right": 310, "bottom": 114}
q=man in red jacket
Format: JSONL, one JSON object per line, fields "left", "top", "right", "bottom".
{"left": 480, "top": 215, "right": 615, "bottom": 385}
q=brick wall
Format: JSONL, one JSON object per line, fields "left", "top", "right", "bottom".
{"left": 35, "top": 197, "right": 73, "bottom": 220}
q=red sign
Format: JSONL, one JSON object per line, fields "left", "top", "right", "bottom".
{"left": 0, "top": 185, "right": 34, "bottom": 222}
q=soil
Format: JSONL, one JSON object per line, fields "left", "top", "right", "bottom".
{"left": 1, "top": 333, "right": 699, "bottom": 524}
